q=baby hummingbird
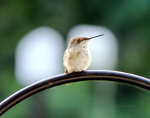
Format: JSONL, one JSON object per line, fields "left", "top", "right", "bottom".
{"left": 63, "top": 34, "right": 104, "bottom": 73}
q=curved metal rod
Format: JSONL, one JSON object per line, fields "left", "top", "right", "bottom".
{"left": 0, "top": 70, "right": 150, "bottom": 116}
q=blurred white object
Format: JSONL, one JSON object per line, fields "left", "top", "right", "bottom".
{"left": 15, "top": 27, "right": 64, "bottom": 86}
{"left": 67, "top": 24, "right": 118, "bottom": 70}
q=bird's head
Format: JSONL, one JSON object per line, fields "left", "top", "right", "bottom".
{"left": 68, "top": 34, "right": 104, "bottom": 48}
{"left": 69, "top": 37, "right": 89, "bottom": 48}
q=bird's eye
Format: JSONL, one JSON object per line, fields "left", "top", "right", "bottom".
{"left": 77, "top": 39, "right": 81, "bottom": 43}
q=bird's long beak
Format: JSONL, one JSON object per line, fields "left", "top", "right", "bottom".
{"left": 88, "top": 34, "right": 104, "bottom": 39}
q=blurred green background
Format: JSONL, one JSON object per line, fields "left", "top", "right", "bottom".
{"left": 1, "top": 0, "right": 150, "bottom": 118}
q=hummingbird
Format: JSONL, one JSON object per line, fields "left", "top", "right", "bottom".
{"left": 63, "top": 34, "right": 104, "bottom": 73}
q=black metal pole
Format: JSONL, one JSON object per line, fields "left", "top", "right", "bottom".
{"left": 0, "top": 70, "right": 150, "bottom": 116}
